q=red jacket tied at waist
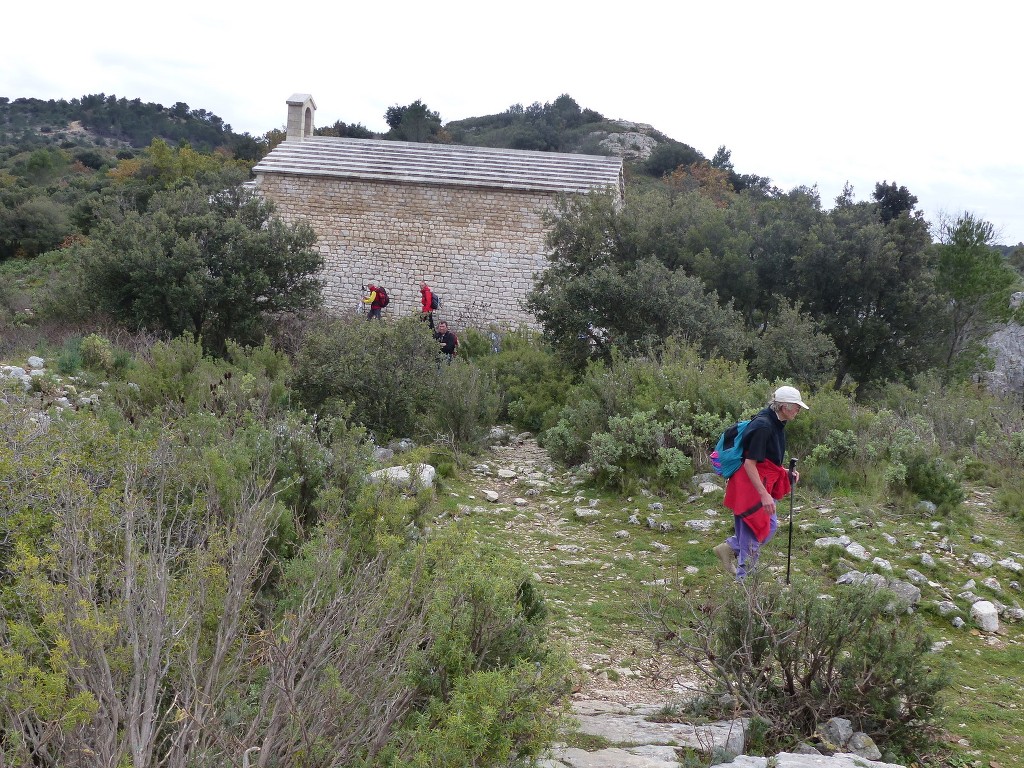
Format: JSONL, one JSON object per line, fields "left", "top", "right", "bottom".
{"left": 724, "top": 460, "right": 792, "bottom": 543}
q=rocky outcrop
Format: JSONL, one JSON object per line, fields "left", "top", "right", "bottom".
{"left": 589, "top": 120, "right": 664, "bottom": 162}
{"left": 983, "top": 291, "right": 1024, "bottom": 393}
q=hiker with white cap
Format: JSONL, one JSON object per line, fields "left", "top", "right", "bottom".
{"left": 713, "top": 385, "right": 809, "bottom": 580}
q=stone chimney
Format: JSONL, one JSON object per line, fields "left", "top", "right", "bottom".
{"left": 286, "top": 94, "right": 316, "bottom": 141}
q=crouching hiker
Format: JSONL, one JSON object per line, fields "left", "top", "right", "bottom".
{"left": 713, "top": 386, "right": 807, "bottom": 580}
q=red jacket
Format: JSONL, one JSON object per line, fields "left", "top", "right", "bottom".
{"left": 724, "top": 460, "right": 791, "bottom": 542}
{"left": 420, "top": 285, "right": 433, "bottom": 313}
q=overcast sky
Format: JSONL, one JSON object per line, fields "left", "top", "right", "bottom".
{"left": 5, "top": 0, "right": 1022, "bottom": 244}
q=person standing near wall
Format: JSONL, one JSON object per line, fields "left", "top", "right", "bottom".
{"left": 419, "top": 281, "right": 435, "bottom": 330}
{"left": 363, "top": 282, "right": 387, "bottom": 321}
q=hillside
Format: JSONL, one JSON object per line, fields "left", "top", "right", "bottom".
{"left": 0, "top": 95, "right": 272, "bottom": 163}
{"left": 0, "top": 92, "right": 724, "bottom": 179}
{"left": 0, "top": 94, "right": 252, "bottom": 154}
{"left": 449, "top": 431, "right": 1024, "bottom": 766}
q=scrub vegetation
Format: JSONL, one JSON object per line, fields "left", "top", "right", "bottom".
{"left": 2, "top": 93, "right": 1024, "bottom": 767}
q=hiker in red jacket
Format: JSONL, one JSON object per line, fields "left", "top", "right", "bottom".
{"left": 419, "top": 281, "right": 435, "bottom": 330}
{"left": 713, "top": 386, "right": 807, "bottom": 580}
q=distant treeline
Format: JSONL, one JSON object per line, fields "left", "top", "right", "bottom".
{"left": 0, "top": 94, "right": 265, "bottom": 158}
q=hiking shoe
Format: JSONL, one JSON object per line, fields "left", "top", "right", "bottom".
{"left": 713, "top": 542, "right": 737, "bottom": 576}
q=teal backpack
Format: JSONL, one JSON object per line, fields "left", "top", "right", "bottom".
{"left": 710, "top": 416, "right": 765, "bottom": 478}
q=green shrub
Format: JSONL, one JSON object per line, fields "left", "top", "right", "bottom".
{"left": 389, "top": 532, "right": 572, "bottom": 766}
{"left": 293, "top": 316, "right": 440, "bottom": 440}
{"left": 583, "top": 409, "right": 696, "bottom": 491}
{"left": 424, "top": 359, "right": 501, "bottom": 446}
{"left": 542, "top": 396, "right": 607, "bottom": 467}
{"left": 871, "top": 374, "right": 1002, "bottom": 455}
{"left": 541, "top": 341, "right": 764, "bottom": 480}
{"left": 657, "top": 447, "right": 693, "bottom": 484}
{"left": 471, "top": 329, "right": 573, "bottom": 433}
{"left": 806, "top": 464, "right": 836, "bottom": 495}
{"left": 80, "top": 332, "right": 115, "bottom": 373}
{"left": 783, "top": 387, "right": 858, "bottom": 461}
{"left": 995, "top": 476, "right": 1024, "bottom": 523}
{"left": 55, "top": 336, "right": 83, "bottom": 374}
{"left": 112, "top": 333, "right": 292, "bottom": 422}
{"left": 905, "top": 452, "right": 965, "bottom": 510}
{"left": 456, "top": 326, "right": 498, "bottom": 359}
{"left": 883, "top": 461, "right": 908, "bottom": 493}
{"left": 648, "top": 574, "right": 949, "bottom": 759}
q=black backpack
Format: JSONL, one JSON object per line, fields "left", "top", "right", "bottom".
{"left": 376, "top": 287, "right": 390, "bottom": 307}
{"left": 430, "top": 293, "right": 440, "bottom": 310}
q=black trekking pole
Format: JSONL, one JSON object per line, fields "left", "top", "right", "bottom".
{"left": 786, "top": 457, "right": 797, "bottom": 585}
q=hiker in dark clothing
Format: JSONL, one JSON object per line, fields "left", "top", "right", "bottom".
{"left": 434, "top": 321, "right": 458, "bottom": 363}
{"left": 713, "top": 386, "right": 807, "bottom": 580}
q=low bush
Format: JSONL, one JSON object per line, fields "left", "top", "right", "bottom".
{"left": 111, "top": 333, "right": 292, "bottom": 421}
{"left": 904, "top": 452, "right": 965, "bottom": 510}
{"left": 293, "top": 316, "right": 439, "bottom": 440}
{"left": 80, "top": 332, "right": 114, "bottom": 373}
{"left": 423, "top": 359, "right": 501, "bottom": 446}
{"left": 56, "top": 335, "right": 83, "bottom": 374}
{"left": 646, "top": 574, "right": 949, "bottom": 759}
{"left": 541, "top": 341, "right": 768, "bottom": 485}
{"left": 468, "top": 329, "right": 573, "bottom": 433}
{"left": 388, "top": 531, "right": 572, "bottom": 766}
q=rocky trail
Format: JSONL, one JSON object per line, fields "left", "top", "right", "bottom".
{"left": 448, "top": 432, "right": 905, "bottom": 768}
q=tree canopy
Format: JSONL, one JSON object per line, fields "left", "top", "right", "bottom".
{"left": 82, "top": 175, "right": 323, "bottom": 352}
{"left": 527, "top": 176, "right": 1013, "bottom": 391}
{"left": 384, "top": 100, "right": 445, "bottom": 143}
{"left": 935, "top": 212, "right": 1021, "bottom": 376}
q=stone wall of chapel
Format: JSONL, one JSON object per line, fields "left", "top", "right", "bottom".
{"left": 257, "top": 174, "right": 557, "bottom": 329}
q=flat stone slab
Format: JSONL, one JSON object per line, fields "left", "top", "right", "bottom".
{"left": 571, "top": 700, "right": 746, "bottom": 754}
{"left": 365, "top": 463, "right": 436, "bottom": 489}
{"left": 719, "top": 753, "right": 906, "bottom": 768}
{"left": 545, "top": 745, "right": 680, "bottom": 768}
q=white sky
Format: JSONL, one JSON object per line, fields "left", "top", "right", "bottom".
{"left": 5, "top": 0, "right": 1022, "bottom": 244}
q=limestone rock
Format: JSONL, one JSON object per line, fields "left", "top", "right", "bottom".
{"left": 970, "top": 552, "right": 994, "bottom": 568}
{"left": 366, "top": 463, "right": 436, "bottom": 489}
{"left": 485, "top": 426, "right": 510, "bottom": 444}
{"left": 998, "top": 557, "right": 1023, "bottom": 573}
{"left": 717, "top": 753, "right": 906, "bottom": 767}
{"left": 372, "top": 447, "right": 395, "bottom": 462}
{"left": 684, "top": 519, "right": 714, "bottom": 532}
{"left": 816, "top": 717, "right": 853, "bottom": 750}
{"left": 847, "top": 731, "right": 883, "bottom": 760}
{"left": 971, "top": 600, "right": 1000, "bottom": 632}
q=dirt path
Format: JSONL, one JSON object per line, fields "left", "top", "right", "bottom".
{"left": 456, "top": 432, "right": 700, "bottom": 706}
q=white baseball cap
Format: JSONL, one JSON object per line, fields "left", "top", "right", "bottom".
{"left": 774, "top": 385, "right": 809, "bottom": 409}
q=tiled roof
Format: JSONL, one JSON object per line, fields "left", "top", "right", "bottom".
{"left": 253, "top": 137, "right": 623, "bottom": 195}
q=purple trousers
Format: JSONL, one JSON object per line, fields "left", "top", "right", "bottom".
{"left": 726, "top": 511, "right": 778, "bottom": 580}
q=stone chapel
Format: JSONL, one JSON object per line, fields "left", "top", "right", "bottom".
{"left": 251, "top": 94, "right": 624, "bottom": 328}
